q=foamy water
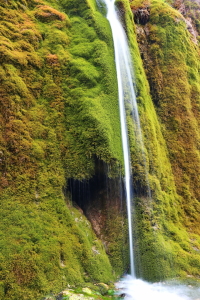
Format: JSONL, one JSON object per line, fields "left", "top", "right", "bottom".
{"left": 116, "top": 275, "right": 200, "bottom": 300}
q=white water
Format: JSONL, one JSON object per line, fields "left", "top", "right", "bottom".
{"left": 100, "top": 0, "right": 152, "bottom": 196}
{"left": 101, "top": 0, "right": 136, "bottom": 277}
{"left": 116, "top": 276, "right": 200, "bottom": 300}
{"left": 98, "top": 0, "right": 200, "bottom": 299}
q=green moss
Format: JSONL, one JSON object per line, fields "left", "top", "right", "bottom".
{"left": 0, "top": 0, "right": 122, "bottom": 298}
{"left": 128, "top": 0, "right": 200, "bottom": 280}
{"left": 1, "top": 0, "right": 200, "bottom": 297}
{"left": 0, "top": 196, "right": 114, "bottom": 299}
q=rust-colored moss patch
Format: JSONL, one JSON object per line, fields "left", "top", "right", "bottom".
{"left": 35, "top": 5, "right": 66, "bottom": 22}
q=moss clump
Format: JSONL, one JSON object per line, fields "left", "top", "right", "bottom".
{"left": 34, "top": 5, "right": 68, "bottom": 23}
{"left": 0, "top": 197, "right": 113, "bottom": 300}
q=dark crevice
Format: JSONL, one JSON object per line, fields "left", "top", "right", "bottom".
{"left": 67, "top": 159, "right": 126, "bottom": 214}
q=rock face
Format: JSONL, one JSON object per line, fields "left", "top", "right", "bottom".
{"left": 173, "top": 0, "right": 200, "bottom": 41}
{"left": 0, "top": 0, "right": 122, "bottom": 299}
{"left": 1, "top": 0, "right": 200, "bottom": 299}
{"left": 130, "top": 0, "right": 200, "bottom": 279}
{"left": 68, "top": 159, "right": 129, "bottom": 274}
{"left": 185, "top": 17, "right": 198, "bottom": 44}
{"left": 132, "top": 7, "right": 150, "bottom": 25}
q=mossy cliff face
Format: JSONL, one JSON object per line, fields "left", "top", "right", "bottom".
{"left": 0, "top": 0, "right": 126, "bottom": 299}
{"left": 99, "top": 0, "right": 200, "bottom": 281}
{"left": 1, "top": 0, "right": 200, "bottom": 298}
{"left": 127, "top": 0, "right": 200, "bottom": 280}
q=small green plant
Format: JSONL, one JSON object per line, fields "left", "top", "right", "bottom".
{"left": 107, "top": 290, "right": 115, "bottom": 296}
{"left": 62, "top": 296, "right": 70, "bottom": 300}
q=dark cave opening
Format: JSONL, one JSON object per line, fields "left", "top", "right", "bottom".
{"left": 68, "top": 175, "right": 104, "bottom": 212}
{"left": 67, "top": 159, "right": 149, "bottom": 216}
{"left": 66, "top": 159, "right": 131, "bottom": 274}
{"left": 67, "top": 159, "right": 125, "bottom": 214}
{"left": 66, "top": 159, "right": 150, "bottom": 275}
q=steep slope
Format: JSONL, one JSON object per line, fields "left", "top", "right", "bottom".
{"left": 0, "top": 0, "right": 125, "bottom": 299}
{"left": 128, "top": 0, "right": 200, "bottom": 280}
{"left": 1, "top": 0, "right": 200, "bottom": 298}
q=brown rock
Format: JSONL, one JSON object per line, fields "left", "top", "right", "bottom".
{"left": 133, "top": 7, "right": 150, "bottom": 25}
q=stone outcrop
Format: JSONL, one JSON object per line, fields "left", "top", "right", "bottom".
{"left": 132, "top": 7, "right": 150, "bottom": 25}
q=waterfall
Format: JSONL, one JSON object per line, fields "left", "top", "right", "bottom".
{"left": 96, "top": 1, "right": 199, "bottom": 299}
{"left": 100, "top": 0, "right": 150, "bottom": 276}
{"left": 101, "top": 0, "right": 137, "bottom": 277}
{"left": 100, "top": 0, "right": 153, "bottom": 278}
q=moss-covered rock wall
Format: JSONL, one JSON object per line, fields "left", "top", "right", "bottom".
{"left": 1, "top": 0, "right": 200, "bottom": 298}
{"left": 0, "top": 0, "right": 125, "bottom": 299}
{"left": 128, "top": 0, "right": 200, "bottom": 280}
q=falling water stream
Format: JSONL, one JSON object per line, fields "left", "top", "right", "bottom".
{"left": 102, "top": 0, "right": 137, "bottom": 277}
{"left": 97, "top": 0, "right": 200, "bottom": 299}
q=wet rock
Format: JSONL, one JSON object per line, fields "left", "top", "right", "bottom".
{"left": 132, "top": 7, "right": 150, "bottom": 25}
{"left": 95, "top": 283, "right": 109, "bottom": 295}
{"left": 60, "top": 290, "right": 95, "bottom": 300}
{"left": 119, "top": 293, "right": 126, "bottom": 298}
{"left": 185, "top": 17, "right": 198, "bottom": 44}
{"left": 173, "top": 0, "right": 186, "bottom": 15}
{"left": 82, "top": 287, "right": 92, "bottom": 295}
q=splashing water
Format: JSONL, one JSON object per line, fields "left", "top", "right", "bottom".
{"left": 116, "top": 275, "right": 200, "bottom": 300}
